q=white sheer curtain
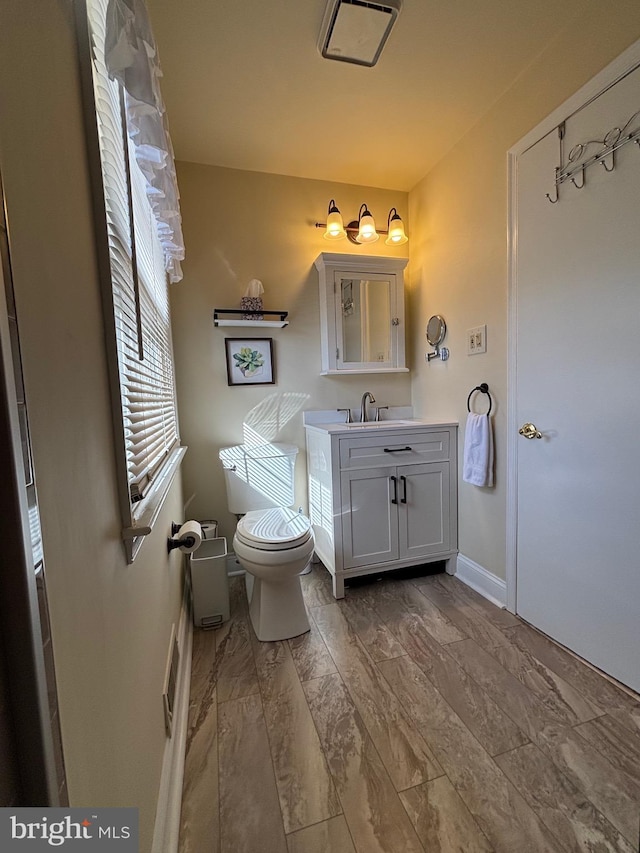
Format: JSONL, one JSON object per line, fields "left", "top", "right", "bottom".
{"left": 104, "top": 0, "right": 185, "bottom": 283}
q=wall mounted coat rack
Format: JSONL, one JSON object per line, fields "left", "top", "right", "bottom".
{"left": 545, "top": 107, "right": 640, "bottom": 203}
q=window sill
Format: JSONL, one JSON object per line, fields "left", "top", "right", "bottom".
{"left": 122, "top": 445, "right": 187, "bottom": 563}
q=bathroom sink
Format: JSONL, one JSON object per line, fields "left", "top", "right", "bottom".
{"left": 341, "top": 420, "right": 417, "bottom": 428}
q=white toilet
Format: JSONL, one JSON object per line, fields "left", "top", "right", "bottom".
{"left": 219, "top": 443, "right": 313, "bottom": 642}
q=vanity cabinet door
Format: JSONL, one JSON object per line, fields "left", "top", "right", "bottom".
{"left": 340, "top": 467, "right": 399, "bottom": 569}
{"left": 397, "top": 462, "right": 450, "bottom": 560}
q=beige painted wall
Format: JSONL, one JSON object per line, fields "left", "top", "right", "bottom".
{"left": 408, "top": 1, "right": 640, "bottom": 580}
{"left": 0, "top": 4, "right": 185, "bottom": 849}
{"left": 171, "top": 163, "right": 410, "bottom": 540}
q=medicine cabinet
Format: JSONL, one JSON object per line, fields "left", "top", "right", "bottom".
{"left": 314, "top": 253, "right": 409, "bottom": 375}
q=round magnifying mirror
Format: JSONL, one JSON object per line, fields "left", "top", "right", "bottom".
{"left": 426, "top": 315, "right": 446, "bottom": 347}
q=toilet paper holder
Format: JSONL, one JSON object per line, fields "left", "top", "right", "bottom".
{"left": 167, "top": 520, "right": 202, "bottom": 554}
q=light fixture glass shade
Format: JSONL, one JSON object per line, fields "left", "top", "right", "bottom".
{"left": 385, "top": 209, "right": 408, "bottom": 245}
{"left": 324, "top": 199, "right": 346, "bottom": 240}
{"left": 357, "top": 205, "right": 379, "bottom": 243}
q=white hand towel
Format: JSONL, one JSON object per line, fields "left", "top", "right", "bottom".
{"left": 463, "top": 413, "right": 494, "bottom": 487}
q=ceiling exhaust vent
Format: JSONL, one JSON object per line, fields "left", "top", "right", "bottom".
{"left": 318, "top": 0, "right": 402, "bottom": 67}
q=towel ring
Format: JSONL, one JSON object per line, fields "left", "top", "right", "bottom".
{"left": 467, "top": 382, "right": 492, "bottom": 416}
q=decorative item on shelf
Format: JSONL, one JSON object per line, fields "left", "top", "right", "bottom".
{"left": 316, "top": 200, "right": 408, "bottom": 246}
{"left": 241, "top": 278, "right": 264, "bottom": 319}
{"left": 425, "top": 315, "right": 449, "bottom": 362}
{"left": 225, "top": 338, "right": 275, "bottom": 386}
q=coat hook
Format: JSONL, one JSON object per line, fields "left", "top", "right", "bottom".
{"left": 599, "top": 150, "right": 616, "bottom": 172}
{"left": 571, "top": 165, "right": 585, "bottom": 189}
{"left": 546, "top": 167, "right": 560, "bottom": 203}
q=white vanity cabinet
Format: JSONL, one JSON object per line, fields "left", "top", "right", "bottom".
{"left": 305, "top": 421, "right": 458, "bottom": 598}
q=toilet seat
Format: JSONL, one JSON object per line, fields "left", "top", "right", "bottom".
{"left": 235, "top": 507, "right": 312, "bottom": 551}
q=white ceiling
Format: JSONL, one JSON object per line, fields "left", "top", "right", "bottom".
{"left": 148, "top": 0, "right": 586, "bottom": 191}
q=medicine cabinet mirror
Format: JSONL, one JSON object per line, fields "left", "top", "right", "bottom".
{"left": 314, "top": 253, "right": 409, "bottom": 374}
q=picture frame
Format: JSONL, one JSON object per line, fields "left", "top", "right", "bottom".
{"left": 225, "top": 338, "right": 275, "bottom": 386}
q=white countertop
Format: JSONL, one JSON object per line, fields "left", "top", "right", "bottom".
{"left": 303, "top": 412, "right": 458, "bottom": 436}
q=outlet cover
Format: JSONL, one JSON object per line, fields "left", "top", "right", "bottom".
{"left": 467, "top": 325, "right": 487, "bottom": 355}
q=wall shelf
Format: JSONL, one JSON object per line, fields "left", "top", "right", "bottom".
{"left": 213, "top": 309, "right": 289, "bottom": 328}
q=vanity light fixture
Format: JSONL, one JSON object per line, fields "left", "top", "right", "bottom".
{"left": 356, "top": 203, "right": 378, "bottom": 243}
{"left": 316, "top": 200, "right": 408, "bottom": 246}
{"left": 385, "top": 207, "right": 408, "bottom": 245}
{"left": 323, "top": 199, "right": 347, "bottom": 240}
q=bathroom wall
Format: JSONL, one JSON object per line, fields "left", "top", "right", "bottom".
{"left": 0, "top": 3, "right": 185, "bottom": 849}
{"left": 170, "top": 163, "right": 410, "bottom": 540}
{"left": 408, "top": 0, "right": 640, "bottom": 580}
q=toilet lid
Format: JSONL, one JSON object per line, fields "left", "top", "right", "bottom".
{"left": 235, "top": 507, "right": 312, "bottom": 551}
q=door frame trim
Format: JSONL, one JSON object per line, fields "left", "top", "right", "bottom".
{"left": 505, "top": 37, "right": 640, "bottom": 613}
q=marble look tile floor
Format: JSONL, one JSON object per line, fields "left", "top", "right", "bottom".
{"left": 179, "top": 566, "right": 640, "bottom": 853}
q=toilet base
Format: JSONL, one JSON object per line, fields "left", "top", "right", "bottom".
{"left": 247, "top": 574, "right": 310, "bottom": 642}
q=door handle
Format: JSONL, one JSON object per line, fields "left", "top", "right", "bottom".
{"left": 390, "top": 475, "right": 398, "bottom": 504}
{"left": 400, "top": 475, "right": 407, "bottom": 504}
{"left": 519, "top": 422, "right": 543, "bottom": 440}
{"left": 384, "top": 446, "right": 412, "bottom": 453}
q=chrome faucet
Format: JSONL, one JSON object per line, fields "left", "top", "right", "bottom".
{"left": 360, "top": 391, "right": 376, "bottom": 423}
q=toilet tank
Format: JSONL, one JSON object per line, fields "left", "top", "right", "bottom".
{"left": 219, "top": 443, "right": 298, "bottom": 514}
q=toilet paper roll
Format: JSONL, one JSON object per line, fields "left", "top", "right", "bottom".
{"left": 175, "top": 520, "right": 202, "bottom": 554}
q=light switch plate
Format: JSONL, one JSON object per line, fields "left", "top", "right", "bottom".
{"left": 467, "top": 325, "right": 487, "bottom": 355}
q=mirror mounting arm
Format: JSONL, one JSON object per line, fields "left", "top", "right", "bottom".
{"left": 426, "top": 345, "right": 450, "bottom": 362}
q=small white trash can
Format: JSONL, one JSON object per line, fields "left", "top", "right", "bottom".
{"left": 198, "top": 519, "right": 219, "bottom": 540}
{"left": 190, "top": 537, "right": 230, "bottom": 629}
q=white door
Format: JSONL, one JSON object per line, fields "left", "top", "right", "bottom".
{"left": 514, "top": 63, "right": 640, "bottom": 692}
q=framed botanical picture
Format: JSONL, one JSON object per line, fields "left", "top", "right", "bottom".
{"left": 225, "top": 338, "right": 275, "bottom": 386}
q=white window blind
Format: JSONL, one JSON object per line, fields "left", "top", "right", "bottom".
{"left": 87, "top": 0, "right": 179, "bottom": 506}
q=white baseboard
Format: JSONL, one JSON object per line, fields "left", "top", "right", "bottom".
{"left": 151, "top": 582, "right": 193, "bottom": 853}
{"left": 454, "top": 554, "right": 507, "bottom": 609}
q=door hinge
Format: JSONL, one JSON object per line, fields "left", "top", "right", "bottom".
{"left": 336, "top": 347, "right": 340, "bottom": 360}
